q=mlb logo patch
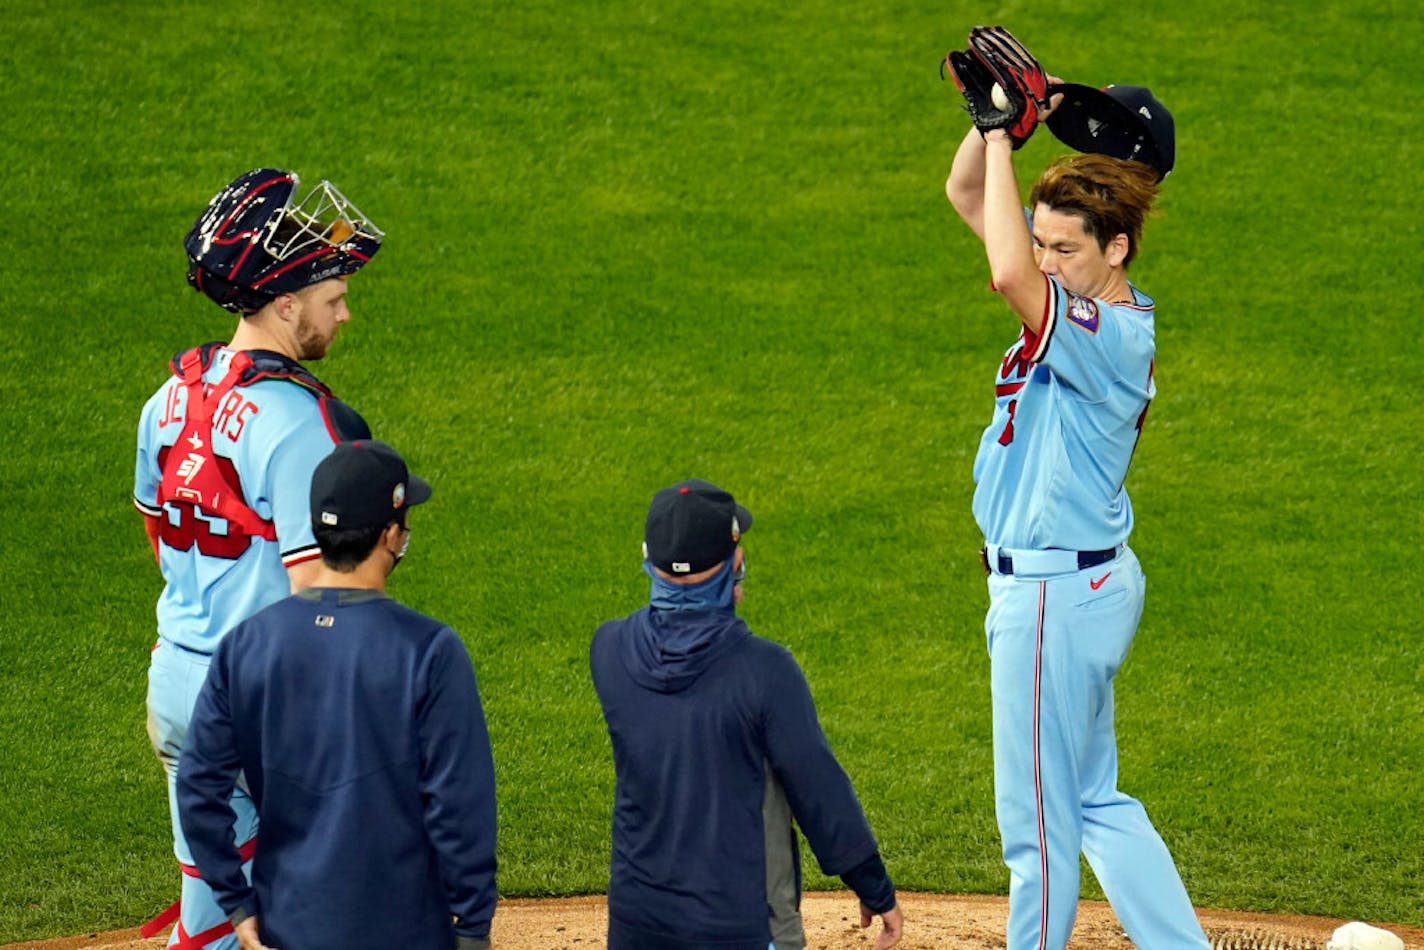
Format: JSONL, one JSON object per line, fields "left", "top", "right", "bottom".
{"left": 1066, "top": 293, "right": 1100, "bottom": 333}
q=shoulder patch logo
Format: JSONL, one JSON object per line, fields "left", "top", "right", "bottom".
{"left": 1066, "top": 293, "right": 1100, "bottom": 333}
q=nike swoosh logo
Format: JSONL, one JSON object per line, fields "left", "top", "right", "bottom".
{"left": 1090, "top": 573, "right": 1111, "bottom": 590}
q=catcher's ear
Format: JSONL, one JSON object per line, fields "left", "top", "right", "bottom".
{"left": 272, "top": 292, "right": 300, "bottom": 322}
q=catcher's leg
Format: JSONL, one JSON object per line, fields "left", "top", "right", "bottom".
{"left": 147, "top": 641, "right": 257, "bottom": 950}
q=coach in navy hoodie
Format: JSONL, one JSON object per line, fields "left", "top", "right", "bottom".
{"left": 590, "top": 479, "right": 903, "bottom": 950}
{"left": 178, "top": 441, "right": 497, "bottom": 950}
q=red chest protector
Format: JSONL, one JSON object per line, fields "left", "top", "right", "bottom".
{"left": 155, "top": 343, "right": 367, "bottom": 557}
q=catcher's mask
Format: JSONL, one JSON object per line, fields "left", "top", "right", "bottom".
{"left": 1045, "top": 84, "right": 1175, "bottom": 181}
{"left": 185, "top": 168, "right": 384, "bottom": 314}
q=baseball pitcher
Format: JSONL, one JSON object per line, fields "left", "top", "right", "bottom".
{"left": 943, "top": 27, "right": 1208, "bottom": 950}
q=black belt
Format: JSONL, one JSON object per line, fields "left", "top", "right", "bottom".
{"left": 978, "top": 546, "right": 1118, "bottom": 576}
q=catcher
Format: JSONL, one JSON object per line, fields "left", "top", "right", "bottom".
{"left": 942, "top": 26, "right": 1208, "bottom": 950}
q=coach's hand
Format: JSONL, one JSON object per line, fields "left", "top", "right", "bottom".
{"left": 235, "top": 917, "right": 278, "bottom": 950}
{"left": 860, "top": 901, "right": 903, "bottom": 949}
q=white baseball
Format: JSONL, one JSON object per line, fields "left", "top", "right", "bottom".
{"left": 1328, "top": 921, "right": 1405, "bottom": 950}
{"left": 991, "top": 83, "right": 1010, "bottom": 110}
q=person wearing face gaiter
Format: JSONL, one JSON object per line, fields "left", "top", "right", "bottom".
{"left": 590, "top": 479, "right": 903, "bottom": 950}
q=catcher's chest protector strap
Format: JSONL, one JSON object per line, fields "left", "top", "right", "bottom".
{"left": 156, "top": 344, "right": 337, "bottom": 542}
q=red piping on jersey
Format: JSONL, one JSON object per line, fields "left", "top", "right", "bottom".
{"left": 996, "top": 382, "right": 1026, "bottom": 398}
{"left": 1027, "top": 274, "right": 1054, "bottom": 363}
{"left": 1033, "top": 582, "right": 1049, "bottom": 950}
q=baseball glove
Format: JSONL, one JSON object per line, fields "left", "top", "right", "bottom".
{"left": 942, "top": 48, "right": 1038, "bottom": 149}
{"left": 969, "top": 26, "right": 1051, "bottom": 115}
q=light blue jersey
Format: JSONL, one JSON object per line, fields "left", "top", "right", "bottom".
{"left": 134, "top": 347, "right": 340, "bottom": 653}
{"left": 973, "top": 274, "right": 1155, "bottom": 551}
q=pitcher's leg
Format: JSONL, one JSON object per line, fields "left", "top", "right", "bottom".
{"left": 1076, "top": 554, "right": 1209, "bottom": 950}
{"left": 989, "top": 578, "right": 1083, "bottom": 950}
{"left": 1081, "top": 692, "right": 1208, "bottom": 950}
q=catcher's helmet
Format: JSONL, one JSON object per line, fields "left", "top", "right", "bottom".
{"left": 1045, "top": 84, "right": 1175, "bottom": 181}
{"left": 185, "top": 168, "right": 384, "bottom": 314}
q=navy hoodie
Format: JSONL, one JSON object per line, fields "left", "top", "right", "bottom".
{"left": 590, "top": 605, "right": 891, "bottom": 948}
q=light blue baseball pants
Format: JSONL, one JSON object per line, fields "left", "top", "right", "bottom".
{"left": 147, "top": 639, "right": 257, "bottom": 950}
{"left": 985, "top": 546, "right": 1209, "bottom": 950}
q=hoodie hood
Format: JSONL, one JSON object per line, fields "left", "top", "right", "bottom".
{"left": 620, "top": 606, "right": 750, "bottom": 694}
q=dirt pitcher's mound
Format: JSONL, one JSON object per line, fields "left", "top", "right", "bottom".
{"left": 6, "top": 892, "right": 1422, "bottom": 949}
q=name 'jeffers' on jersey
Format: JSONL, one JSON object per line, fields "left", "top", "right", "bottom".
{"left": 134, "top": 346, "right": 356, "bottom": 653}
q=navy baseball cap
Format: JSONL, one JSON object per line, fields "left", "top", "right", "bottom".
{"left": 311, "top": 440, "right": 432, "bottom": 530}
{"left": 644, "top": 479, "right": 752, "bottom": 575}
{"left": 1045, "top": 83, "right": 1176, "bottom": 180}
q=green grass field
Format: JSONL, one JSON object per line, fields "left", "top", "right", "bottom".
{"left": 1, "top": 0, "right": 1421, "bottom": 942}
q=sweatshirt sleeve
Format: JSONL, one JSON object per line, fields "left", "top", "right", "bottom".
{"left": 761, "top": 647, "right": 881, "bottom": 880}
{"left": 177, "top": 637, "right": 258, "bottom": 919}
{"left": 838, "top": 851, "right": 897, "bottom": 914}
{"left": 417, "top": 627, "right": 499, "bottom": 939}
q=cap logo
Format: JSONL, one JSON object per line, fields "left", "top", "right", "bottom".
{"left": 1139, "top": 106, "right": 1153, "bottom": 120}
{"left": 393, "top": 482, "right": 406, "bottom": 509}
{"left": 672, "top": 561, "right": 691, "bottom": 573}
{"left": 320, "top": 511, "right": 339, "bottom": 525}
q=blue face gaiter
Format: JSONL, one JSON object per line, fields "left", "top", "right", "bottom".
{"left": 645, "top": 557, "right": 736, "bottom": 611}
